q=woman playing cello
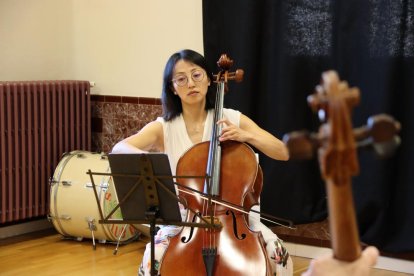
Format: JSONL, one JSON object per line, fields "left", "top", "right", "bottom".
{"left": 112, "top": 49, "right": 292, "bottom": 275}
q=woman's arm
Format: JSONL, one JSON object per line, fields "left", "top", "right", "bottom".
{"left": 111, "top": 121, "right": 164, "bottom": 153}
{"left": 218, "top": 114, "right": 289, "bottom": 161}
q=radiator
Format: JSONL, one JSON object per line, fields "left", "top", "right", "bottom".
{"left": 0, "top": 80, "right": 91, "bottom": 224}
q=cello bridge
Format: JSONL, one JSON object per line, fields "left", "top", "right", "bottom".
{"left": 202, "top": 216, "right": 222, "bottom": 230}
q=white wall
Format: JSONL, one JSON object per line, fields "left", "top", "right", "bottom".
{"left": 0, "top": 0, "right": 74, "bottom": 81}
{"left": 0, "top": 0, "right": 203, "bottom": 98}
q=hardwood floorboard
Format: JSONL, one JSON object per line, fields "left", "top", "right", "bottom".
{"left": 0, "top": 229, "right": 411, "bottom": 275}
{"left": 0, "top": 230, "right": 146, "bottom": 276}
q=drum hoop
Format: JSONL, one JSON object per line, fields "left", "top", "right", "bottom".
{"left": 52, "top": 150, "right": 85, "bottom": 236}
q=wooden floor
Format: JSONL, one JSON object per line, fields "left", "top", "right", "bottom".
{"left": 0, "top": 229, "right": 410, "bottom": 276}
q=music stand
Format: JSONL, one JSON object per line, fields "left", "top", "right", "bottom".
{"left": 87, "top": 153, "right": 218, "bottom": 276}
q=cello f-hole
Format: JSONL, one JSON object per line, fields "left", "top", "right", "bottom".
{"left": 226, "top": 209, "right": 246, "bottom": 240}
{"left": 181, "top": 212, "right": 199, "bottom": 243}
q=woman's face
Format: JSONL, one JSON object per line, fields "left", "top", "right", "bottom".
{"left": 172, "top": 59, "right": 210, "bottom": 106}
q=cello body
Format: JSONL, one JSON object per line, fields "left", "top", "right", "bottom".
{"left": 160, "top": 141, "right": 272, "bottom": 276}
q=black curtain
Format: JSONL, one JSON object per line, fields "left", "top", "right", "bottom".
{"left": 203, "top": 0, "right": 414, "bottom": 253}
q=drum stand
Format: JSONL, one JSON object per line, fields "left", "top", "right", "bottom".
{"left": 113, "top": 224, "right": 128, "bottom": 255}
{"left": 87, "top": 218, "right": 133, "bottom": 252}
{"left": 87, "top": 218, "right": 98, "bottom": 250}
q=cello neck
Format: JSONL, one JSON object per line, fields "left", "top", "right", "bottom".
{"left": 309, "top": 70, "right": 362, "bottom": 261}
{"left": 204, "top": 54, "right": 244, "bottom": 197}
{"left": 205, "top": 81, "right": 225, "bottom": 196}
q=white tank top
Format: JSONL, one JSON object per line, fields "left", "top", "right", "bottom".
{"left": 156, "top": 108, "right": 240, "bottom": 175}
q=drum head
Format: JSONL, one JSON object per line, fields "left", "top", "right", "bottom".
{"left": 49, "top": 151, "right": 138, "bottom": 242}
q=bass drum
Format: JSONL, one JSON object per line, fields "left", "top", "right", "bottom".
{"left": 49, "top": 150, "right": 138, "bottom": 242}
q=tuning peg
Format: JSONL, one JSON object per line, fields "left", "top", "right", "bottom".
{"left": 367, "top": 114, "right": 401, "bottom": 143}
{"left": 283, "top": 131, "right": 319, "bottom": 160}
{"left": 357, "top": 114, "right": 401, "bottom": 158}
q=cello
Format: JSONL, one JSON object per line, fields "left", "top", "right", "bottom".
{"left": 309, "top": 71, "right": 362, "bottom": 261}
{"left": 285, "top": 71, "right": 400, "bottom": 262}
{"left": 160, "top": 54, "right": 273, "bottom": 276}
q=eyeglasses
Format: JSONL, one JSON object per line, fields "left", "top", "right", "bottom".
{"left": 172, "top": 70, "right": 205, "bottom": 87}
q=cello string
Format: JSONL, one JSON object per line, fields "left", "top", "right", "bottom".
{"left": 213, "top": 202, "right": 217, "bottom": 249}
{"left": 202, "top": 194, "right": 207, "bottom": 249}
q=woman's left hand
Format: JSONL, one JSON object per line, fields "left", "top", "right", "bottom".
{"left": 217, "top": 118, "right": 252, "bottom": 143}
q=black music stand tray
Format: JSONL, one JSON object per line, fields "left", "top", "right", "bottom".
{"left": 87, "top": 153, "right": 218, "bottom": 276}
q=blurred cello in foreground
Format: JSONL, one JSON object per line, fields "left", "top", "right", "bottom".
{"left": 284, "top": 71, "right": 401, "bottom": 261}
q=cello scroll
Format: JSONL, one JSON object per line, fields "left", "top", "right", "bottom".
{"left": 213, "top": 54, "right": 244, "bottom": 91}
